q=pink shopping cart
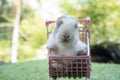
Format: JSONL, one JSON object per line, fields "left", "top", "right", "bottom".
{"left": 46, "top": 17, "right": 91, "bottom": 80}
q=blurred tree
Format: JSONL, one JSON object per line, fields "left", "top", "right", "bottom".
{"left": 0, "top": 0, "right": 46, "bottom": 62}
{"left": 59, "top": 0, "right": 120, "bottom": 45}
{"left": 11, "top": 0, "right": 21, "bottom": 63}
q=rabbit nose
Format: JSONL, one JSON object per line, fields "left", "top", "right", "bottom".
{"left": 64, "top": 34, "right": 70, "bottom": 38}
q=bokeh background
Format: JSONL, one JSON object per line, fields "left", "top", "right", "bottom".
{"left": 0, "top": 0, "right": 120, "bottom": 63}
{"left": 0, "top": 0, "right": 120, "bottom": 80}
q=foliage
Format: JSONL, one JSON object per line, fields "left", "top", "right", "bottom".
{"left": 0, "top": 0, "right": 13, "bottom": 22}
{"left": 0, "top": 40, "right": 11, "bottom": 62}
{"left": 1, "top": 0, "right": 120, "bottom": 62}
{"left": 17, "top": 5, "right": 46, "bottom": 62}
{"left": 59, "top": 0, "right": 120, "bottom": 45}
{"left": 0, "top": 60, "right": 120, "bottom": 80}
{"left": 20, "top": 11, "right": 46, "bottom": 48}
{"left": 0, "top": 0, "right": 46, "bottom": 62}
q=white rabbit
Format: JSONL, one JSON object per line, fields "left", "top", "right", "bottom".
{"left": 47, "top": 15, "right": 87, "bottom": 56}
{"left": 47, "top": 15, "right": 88, "bottom": 80}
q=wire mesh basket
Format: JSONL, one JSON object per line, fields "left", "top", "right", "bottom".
{"left": 46, "top": 17, "right": 91, "bottom": 80}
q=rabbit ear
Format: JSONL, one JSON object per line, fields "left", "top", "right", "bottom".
{"left": 56, "top": 19, "right": 63, "bottom": 28}
{"left": 53, "top": 16, "right": 64, "bottom": 35}
{"left": 56, "top": 16, "right": 65, "bottom": 27}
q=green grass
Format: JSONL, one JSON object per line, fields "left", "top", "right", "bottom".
{"left": 0, "top": 60, "right": 120, "bottom": 80}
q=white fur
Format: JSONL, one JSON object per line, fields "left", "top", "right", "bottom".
{"left": 47, "top": 15, "right": 87, "bottom": 56}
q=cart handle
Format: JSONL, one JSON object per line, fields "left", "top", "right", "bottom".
{"left": 45, "top": 17, "right": 90, "bottom": 27}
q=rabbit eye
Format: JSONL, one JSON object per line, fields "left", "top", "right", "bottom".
{"left": 74, "top": 24, "right": 78, "bottom": 28}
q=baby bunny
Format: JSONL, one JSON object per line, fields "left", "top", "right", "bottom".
{"left": 47, "top": 15, "right": 87, "bottom": 56}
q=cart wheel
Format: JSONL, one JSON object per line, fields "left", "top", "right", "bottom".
{"left": 51, "top": 77, "right": 57, "bottom": 80}
{"left": 85, "top": 77, "right": 90, "bottom": 80}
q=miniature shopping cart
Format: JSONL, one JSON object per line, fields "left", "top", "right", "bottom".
{"left": 46, "top": 17, "right": 91, "bottom": 80}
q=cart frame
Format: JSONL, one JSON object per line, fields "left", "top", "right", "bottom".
{"left": 45, "top": 17, "right": 91, "bottom": 80}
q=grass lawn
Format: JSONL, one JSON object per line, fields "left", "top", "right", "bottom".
{"left": 0, "top": 60, "right": 120, "bottom": 80}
